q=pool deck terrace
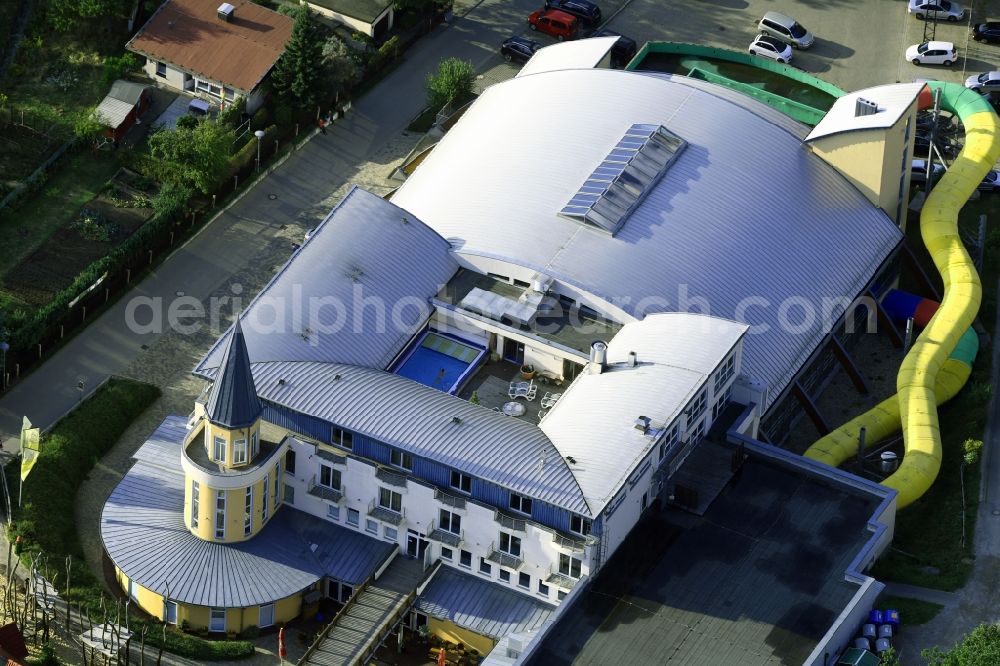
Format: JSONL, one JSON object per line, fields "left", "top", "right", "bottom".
{"left": 457, "top": 359, "right": 565, "bottom": 425}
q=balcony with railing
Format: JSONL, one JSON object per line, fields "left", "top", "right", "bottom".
{"left": 425, "top": 518, "right": 464, "bottom": 548}
{"left": 375, "top": 466, "right": 408, "bottom": 488}
{"left": 367, "top": 499, "right": 405, "bottom": 526}
{"left": 434, "top": 488, "right": 467, "bottom": 510}
{"left": 495, "top": 510, "right": 527, "bottom": 533}
{"left": 307, "top": 475, "right": 344, "bottom": 504}
{"left": 546, "top": 565, "right": 581, "bottom": 590}
{"left": 486, "top": 542, "right": 523, "bottom": 570}
{"left": 552, "top": 532, "right": 588, "bottom": 553}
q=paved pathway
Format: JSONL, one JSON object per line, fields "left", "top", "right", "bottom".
{"left": 882, "top": 582, "right": 959, "bottom": 607}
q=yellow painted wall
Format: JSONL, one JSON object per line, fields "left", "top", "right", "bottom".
{"left": 180, "top": 604, "right": 209, "bottom": 629}
{"left": 183, "top": 462, "right": 283, "bottom": 542}
{"left": 205, "top": 420, "right": 261, "bottom": 470}
{"left": 428, "top": 618, "right": 496, "bottom": 657}
{"left": 810, "top": 131, "right": 886, "bottom": 206}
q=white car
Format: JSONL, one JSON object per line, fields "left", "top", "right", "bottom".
{"left": 748, "top": 35, "right": 793, "bottom": 64}
{"left": 908, "top": 0, "right": 965, "bottom": 22}
{"left": 965, "top": 71, "right": 1000, "bottom": 93}
{"left": 906, "top": 41, "right": 957, "bottom": 67}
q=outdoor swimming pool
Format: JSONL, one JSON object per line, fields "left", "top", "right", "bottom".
{"left": 392, "top": 331, "right": 484, "bottom": 394}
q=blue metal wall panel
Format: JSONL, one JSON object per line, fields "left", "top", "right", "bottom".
{"left": 353, "top": 435, "right": 390, "bottom": 464}
{"left": 262, "top": 402, "right": 330, "bottom": 442}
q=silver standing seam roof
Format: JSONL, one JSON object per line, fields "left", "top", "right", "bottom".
{"left": 416, "top": 565, "right": 555, "bottom": 639}
{"left": 248, "top": 361, "right": 590, "bottom": 515}
{"left": 204, "top": 318, "right": 263, "bottom": 429}
{"left": 390, "top": 67, "right": 904, "bottom": 409}
{"left": 101, "top": 417, "right": 395, "bottom": 607}
{"left": 195, "top": 187, "right": 459, "bottom": 376}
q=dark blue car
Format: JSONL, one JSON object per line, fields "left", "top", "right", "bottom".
{"left": 500, "top": 36, "right": 543, "bottom": 63}
{"left": 543, "top": 0, "right": 602, "bottom": 27}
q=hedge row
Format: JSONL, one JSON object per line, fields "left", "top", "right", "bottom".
{"left": 8, "top": 378, "right": 256, "bottom": 661}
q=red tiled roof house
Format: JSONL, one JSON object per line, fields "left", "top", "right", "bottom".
{"left": 126, "top": 0, "right": 293, "bottom": 114}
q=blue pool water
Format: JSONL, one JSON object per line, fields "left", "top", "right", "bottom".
{"left": 393, "top": 332, "right": 484, "bottom": 394}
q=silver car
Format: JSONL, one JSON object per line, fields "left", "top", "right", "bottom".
{"left": 908, "top": 0, "right": 965, "bottom": 22}
{"left": 757, "top": 11, "right": 814, "bottom": 49}
{"left": 965, "top": 71, "right": 1000, "bottom": 93}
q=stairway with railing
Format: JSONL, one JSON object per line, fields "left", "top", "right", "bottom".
{"left": 298, "top": 555, "right": 434, "bottom": 666}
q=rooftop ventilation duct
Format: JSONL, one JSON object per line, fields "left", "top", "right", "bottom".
{"left": 589, "top": 341, "right": 607, "bottom": 374}
{"left": 627, "top": 351, "right": 637, "bottom": 367}
{"left": 634, "top": 415, "right": 651, "bottom": 433}
{"left": 218, "top": 2, "right": 235, "bottom": 21}
{"left": 855, "top": 97, "right": 878, "bottom": 117}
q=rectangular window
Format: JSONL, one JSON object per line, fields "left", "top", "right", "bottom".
{"left": 244, "top": 486, "right": 252, "bottom": 536}
{"left": 460, "top": 550, "right": 472, "bottom": 568}
{"left": 479, "top": 557, "right": 492, "bottom": 576}
{"left": 273, "top": 465, "right": 280, "bottom": 508}
{"left": 518, "top": 572, "right": 530, "bottom": 589}
{"left": 538, "top": 581, "right": 550, "bottom": 596}
{"left": 340, "top": 584, "right": 353, "bottom": 603}
{"left": 155, "top": 61, "right": 166, "bottom": 77}
{"left": 191, "top": 481, "right": 200, "bottom": 529}
{"left": 390, "top": 448, "right": 413, "bottom": 471}
{"left": 499, "top": 532, "right": 521, "bottom": 557}
{"left": 223, "top": 86, "right": 234, "bottom": 100}
{"left": 559, "top": 553, "right": 582, "bottom": 579}
{"left": 319, "top": 464, "right": 341, "bottom": 490}
{"left": 570, "top": 514, "right": 591, "bottom": 536}
{"left": 164, "top": 600, "right": 177, "bottom": 624}
{"left": 213, "top": 436, "right": 226, "bottom": 463}
{"left": 259, "top": 603, "right": 274, "bottom": 628}
{"left": 366, "top": 519, "right": 378, "bottom": 534}
{"left": 384, "top": 526, "right": 398, "bottom": 541}
{"left": 285, "top": 449, "right": 296, "bottom": 475}
{"left": 261, "top": 474, "right": 269, "bottom": 523}
{"left": 658, "top": 425, "right": 680, "bottom": 462}
{"left": 557, "top": 590, "right": 567, "bottom": 601}
{"left": 214, "top": 490, "right": 225, "bottom": 539}
{"left": 332, "top": 427, "right": 353, "bottom": 450}
{"left": 714, "top": 354, "right": 736, "bottom": 393}
{"left": 128, "top": 579, "right": 138, "bottom": 601}
{"left": 688, "top": 390, "right": 707, "bottom": 421}
{"left": 508, "top": 493, "right": 533, "bottom": 515}
{"left": 713, "top": 386, "right": 733, "bottom": 420}
{"left": 209, "top": 607, "right": 226, "bottom": 632}
{"left": 441, "top": 547, "right": 453, "bottom": 561}
{"left": 439, "top": 509, "right": 461, "bottom": 535}
{"left": 327, "top": 504, "right": 340, "bottom": 521}
{"left": 284, "top": 484, "right": 295, "bottom": 505}
{"left": 692, "top": 419, "right": 706, "bottom": 442}
{"left": 251, "top": 431, "right": 259, "bottom": 459}
{"left": 347, "top": 508, "right": 359, "bottom": 527}
{"left": 379, "top": 488, "right": 402, "bottom": 513}
{"left": 450, "top": 470, "right": 471, "bottom": 494}
{"left": 233, "top": 438, "right": 247, "bottom": 464}
{"left": 499, "top": 569, "right": 511, "bottom": 583}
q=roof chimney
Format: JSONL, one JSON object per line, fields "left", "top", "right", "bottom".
{"left": 627, "top": 351, "right": 637, "bottom": 367}
{"left": 589, "top": 341, "right": 607, "bottom": 374}
{"left": 634, "top": 416, "right": 651, "bottom": 433}
{"left": 218, "top": 2, "right": 235, "bottom": 22}
{"left": 855, "top": 97, "right": 878, "bottom": 117}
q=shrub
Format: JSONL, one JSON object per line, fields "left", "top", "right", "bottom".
{"left": 70, "top": 208, "right": 119, "bottom": 242}
{"left": 230, "top": 124, "right": 277, "bottom": 172}
{"left": 101, "top": 53, "right": 139, "bottom": 87}
{"left": 425, "top": 57, "right": 475, "bottom": 112}
{"left": 152, "top": 182, "right": 193, "bottom": 220}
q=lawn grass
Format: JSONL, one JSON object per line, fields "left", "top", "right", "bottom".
{"left": 869, "top": 190, "right": 999, "bottom": 591}
{"left": 0, "top": 151, "right": 120, "bottom": 276}
{"left": 877, "top": 594, "right": 944, "bottom": 626}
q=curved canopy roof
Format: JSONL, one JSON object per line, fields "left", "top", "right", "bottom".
{"left": 391, "top": 67, "right": 903, "bottom": 408}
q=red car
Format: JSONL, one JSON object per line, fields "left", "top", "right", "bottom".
{"left": 528, "top": 9, "right": 579, "bottom": 41}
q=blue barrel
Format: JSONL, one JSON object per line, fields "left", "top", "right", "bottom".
{"left": 869, "top": 609, "right": 884, "bottom": 624}
{"left": 883, "top": 609, "right": 900, "bottom": 627}
{"left": 853, "top": 637, "right": 871, "bottom": 651}
{"left": 879, "top": 624, "right": 894, "bottom": 640}
{"left": 875, "top": 637, "right": 892, "bottom": 654}
{"left": 882, "top": 290, "right": 923, "bottom": 322}
{"left": 862, "top": 624, "right": 877, "bottom": 640}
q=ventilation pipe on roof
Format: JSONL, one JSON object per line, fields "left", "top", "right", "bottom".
{"left": 627, "top": 351, "right": 637, "bottom": 367}
{"left": 855, "top": 97, "right": 878, "bottom": 117}
{"left": 634, "top": 416, "right": 651, "bottom": 434}
{"left": 589, "top": 341, "right": 607, "bottom": 374}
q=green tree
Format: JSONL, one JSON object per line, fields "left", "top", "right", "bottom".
{"left": 271, "top": 4, "right": 325, "bottom": 108}
{"left": 101, "top": 53, "right": 139, "bottom": 87}
{"left": 425, "top": 57, "right": 475, "bottom": 111}
{"left": 924, "top": 623, "right": 1000, "bottom": 666}
{"left": 148, "top": 120, "right": 234, "bottom": 193}
{"left": 73, "top": 108, "right": 105, "bottom": 146}
{"left": 151, "top": 182, "right": 194, "bottom": 220}
{"left": 47, "top": 0, "right": 128, "bottom": 31}
{"left": 29, "top": 643, "right": 61, "bottom": 666}
{"left": 322, "top": 36, "right": 361, "bottom": 94}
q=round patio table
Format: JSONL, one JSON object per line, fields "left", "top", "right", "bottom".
{"left": 502, "top": 401, "right": 526, "bottom": 417}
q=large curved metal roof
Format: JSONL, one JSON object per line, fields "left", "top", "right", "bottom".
{"left": 391, "top": 67, "right": 903, "bottom": 408}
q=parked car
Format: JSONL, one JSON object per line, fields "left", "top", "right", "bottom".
{"left": 757, "top": 11, "right": 814, "bottom": 49}
{"left": 979, "top": 169, "right": 1000, "bottom": 191}
{"left": 500, "top": 36, "right": 542, "bottom": 63}
{"left": 972, "top": 22, "right": 1000, "bottom": 43}
{"left": 543, "top": 0, "right": 602, "bottom": 28}
{"left": 591, "top": 28, "right": 638, "bottom": 67}
{"left": 908, "top": 0, "right": 965, "bottom": 21}
{"left": 748, "top": 35, "right": 793, "bottom": 64}
{"left": 528, "top": 9, "right": 580, "bottom": 41}
{"left": 914, "top": 133, "right": 959, "bottom": 159}
{"left": 910, "top": 159, "right": 946, "bottom": 185}
{"left": 906, "top": 41, "right": 957, "bottom": 66}
{"left": 965, "top": 71, "right": 1000, "bottom": 93}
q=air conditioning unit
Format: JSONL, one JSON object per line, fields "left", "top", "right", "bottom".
{"left": 218, "top": 2, "right": 235, "bottom": 21}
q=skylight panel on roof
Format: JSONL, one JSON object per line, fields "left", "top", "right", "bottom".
{"left": 560, "top": 123, "right": 686, "bottom": 235}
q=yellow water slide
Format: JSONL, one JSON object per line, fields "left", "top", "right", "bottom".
{"left": 805, "top": 83, "right": 1000, "bottom": 508}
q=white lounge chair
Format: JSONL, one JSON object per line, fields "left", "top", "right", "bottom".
{"left": 540, "top": 392, "right": 562, "bottom": 409}
{"left": 508, "top": 379, "right": 536, "bottom": 400}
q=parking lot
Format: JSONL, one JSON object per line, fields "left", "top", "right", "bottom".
{"left": 482, "top": 0, "right": 1000, "bottom": 95}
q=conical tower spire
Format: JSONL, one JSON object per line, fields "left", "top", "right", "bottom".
{"left": 205, "top": 317, "right": 262, "bottom": 429}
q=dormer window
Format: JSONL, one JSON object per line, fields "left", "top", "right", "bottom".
{"left": 233, "top": 438, "right": 247, "bottom": 464}
{"left": 213, "top": 436, "right": 227, "bottom": 463}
